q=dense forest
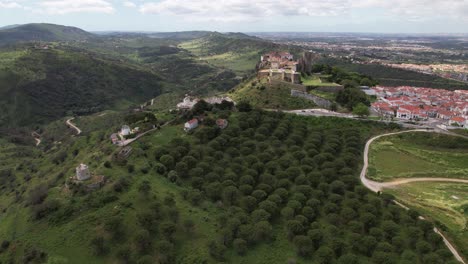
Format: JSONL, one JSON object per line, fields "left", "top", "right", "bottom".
{"left": 309, "top": 64, "right": 374, "bottom": 110}
{"left": 0, "top": 47, "right": 162, "bottom": 127}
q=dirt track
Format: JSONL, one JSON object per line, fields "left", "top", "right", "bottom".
{"left": 66, "top": 118, "right": 82, "bottom": 135}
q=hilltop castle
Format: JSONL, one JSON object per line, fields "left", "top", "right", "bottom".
{"left": 257, "top": 51, "right": 320, "bottom": 84}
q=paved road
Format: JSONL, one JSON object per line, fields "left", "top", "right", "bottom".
{"left": 66, "top": 118, "right": 82, "bottom": 135}
{"left": 285, "top": 108, "right": 468, "bottom": 138}
{"left": 360, "top": 129, "right": 467, "bottom": 264}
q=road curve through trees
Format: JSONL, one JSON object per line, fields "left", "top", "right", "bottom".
{"left": 66, "top": 118, "right": 82, "bottom": 135}
{"left": 360, "top": 129, "right": 467, "bottom": 264}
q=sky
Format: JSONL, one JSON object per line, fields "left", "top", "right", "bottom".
{"left": 0, "top": 0, "right": 468, "bottom": 33}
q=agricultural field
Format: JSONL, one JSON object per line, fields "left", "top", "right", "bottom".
{"left": 229, "top": 78, "right": 317, "bottom": 110}
{"left": 387, "top": 182, "right": 468, "bottom": 258}
{"left": 368, "top": 132, "right": 468, "bottom": 181}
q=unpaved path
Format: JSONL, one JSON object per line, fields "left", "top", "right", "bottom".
{"left": 360, "top": 129, "right": 468, "bottom": 192}
{"left": 66, "top": 118, "right": 82, "bottom": 135}
{"left": 360, "top": 129, "right": 467, "bottom": 264}
{"left": 381, "top": 178, "right": 468, "bottom": 188}
{"left": 31, "top": 132, "right": 41, "bottom": 146}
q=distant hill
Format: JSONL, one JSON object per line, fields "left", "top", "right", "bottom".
{"left": 149, "top": 31, "right": 213, "bottom": 40}
{"left": 182, "top": 32, "right": 277, "bottom": 55}
{"left": 0, "top": 46, "right": 161, "bottom": 127}
{"left": 0, "top": 23, "right": 94, "bottom": 46}
{"left": 0, "top": 24, "right": 21, "bottom": 30}
{"left": 179, "top": 32, "right": 284, "bottom": 75}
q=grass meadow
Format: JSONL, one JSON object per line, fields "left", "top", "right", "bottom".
{"left": 368, "top": 132, "right": 468, "bottom": 181}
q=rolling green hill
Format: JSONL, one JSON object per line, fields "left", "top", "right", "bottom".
{"left": 0, "top": 46, "right": 161, "bottom": 128}
{"left": 0, "top": 23, "right": 94, "bottom": 46}
{"left": 0, "top": 108, "right": 458, "bottom": 263}
{"left": 179, "top": 33, "right": 281, "bottom": 75}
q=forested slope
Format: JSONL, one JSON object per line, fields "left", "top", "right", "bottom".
{"left": 0, "top": 46, "right": 162, "bottom": 127}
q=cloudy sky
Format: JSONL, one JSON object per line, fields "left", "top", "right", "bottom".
{"left": 0, "top": 0, "right": 467, "bottom": 33}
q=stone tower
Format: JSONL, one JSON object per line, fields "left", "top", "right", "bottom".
{"left": 76, "top": 163, "right": 91, "bottom": 181}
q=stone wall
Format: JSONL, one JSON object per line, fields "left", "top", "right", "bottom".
{"left": 291, "top": 89, "right": 332, "bottom": 108}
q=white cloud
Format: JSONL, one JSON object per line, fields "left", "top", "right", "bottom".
{"left": 354, "top": 0, "right": 468, "bottom": 21}
{"left": 138, "top": 0, "right": 468, "bottom": 22}
{"left": 123, "top": 1, "right": 136, "bottom": 8}
{"left": 37, "top": 0, "right": 114, "bottom": 14}
{"left": 139, "top": 0, "right": 354, "bottom": 22}
{"left": 0, "top": 0, "right": 22, "bottom": 8}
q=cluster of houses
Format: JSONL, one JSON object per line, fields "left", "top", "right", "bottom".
{"left": 257, "top": 51, "right": 301, "bottom": 84}
{"left": 371, "top": 86, "right": 468, "bottom": 128}
{"left": 184, "top": 118, "right": 229, "bottom": 132}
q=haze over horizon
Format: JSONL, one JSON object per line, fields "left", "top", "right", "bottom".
{"left": 1, "top": 0, "right": 468, "bottom": 33}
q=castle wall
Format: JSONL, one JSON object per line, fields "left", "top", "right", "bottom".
{"left": 291, "top": 89, "right": 332, "bottom": 108}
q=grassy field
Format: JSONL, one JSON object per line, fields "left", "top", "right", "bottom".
{"left": 368, "top": 132, "right": 468, "bottom": 181}
{"left": 179, "top": 39, "right": 260, "bottom": 75}
{"left": 229, "top": 78, "right": 317, "bottom": 110}
{"left": 308, "top": 89, "right": 337, "bottom": 101}
{"left": 197, "top": 51, "right": 259, "bottom": 75}
{"left": 387, "top": 182, "right": 468, "bottom": 258}
{"left": 301, "top": 74, "right": 339, "bottom": 87}
{"left": 452, "top": 129, "right": 468, "bottom": 137}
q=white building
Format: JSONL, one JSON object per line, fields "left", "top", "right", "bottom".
{"left": 184, "top": 119, "right": 199, "bottom": 132}
{"left": 76, "top": 164, "right": 91, "bottom": 181}
{"left": 121, "top": 125, "right": 131, "bottom": 136}
{"left": 177, "top": 96, "right": 199, "bottom": 110}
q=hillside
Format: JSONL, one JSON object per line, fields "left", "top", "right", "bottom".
{"left": 0, "top": 23, "right": 94, "bottom": 46}
{"left": 179, "top": 33, "right": 283, "bottom": 75}
{"left": 319, "top": 58, "right": 468, "bottom": 90}
{"left": 229, "top": 78, "right": 317, "bottom": 110}
{"left": 0, "top": 46, "right": 162, "bottom": 128}
{"left": 0, "top": 107, "right": 458, "bottom": 263}
{"left": 149, "top": 31, "right": 213, "bottom": 40}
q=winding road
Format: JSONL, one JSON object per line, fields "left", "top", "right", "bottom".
{"left": 66, "top": 118, "right": 82, "bottom": 135}
{"left": 360, "top": 129, "right": 467, "bottom": 264}
{"left": 31, "top": 132, "right": 41, "bottom": 146}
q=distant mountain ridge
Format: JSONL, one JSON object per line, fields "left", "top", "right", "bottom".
{"left": 0, "top": 23, "right": 94, "bottom": 46}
